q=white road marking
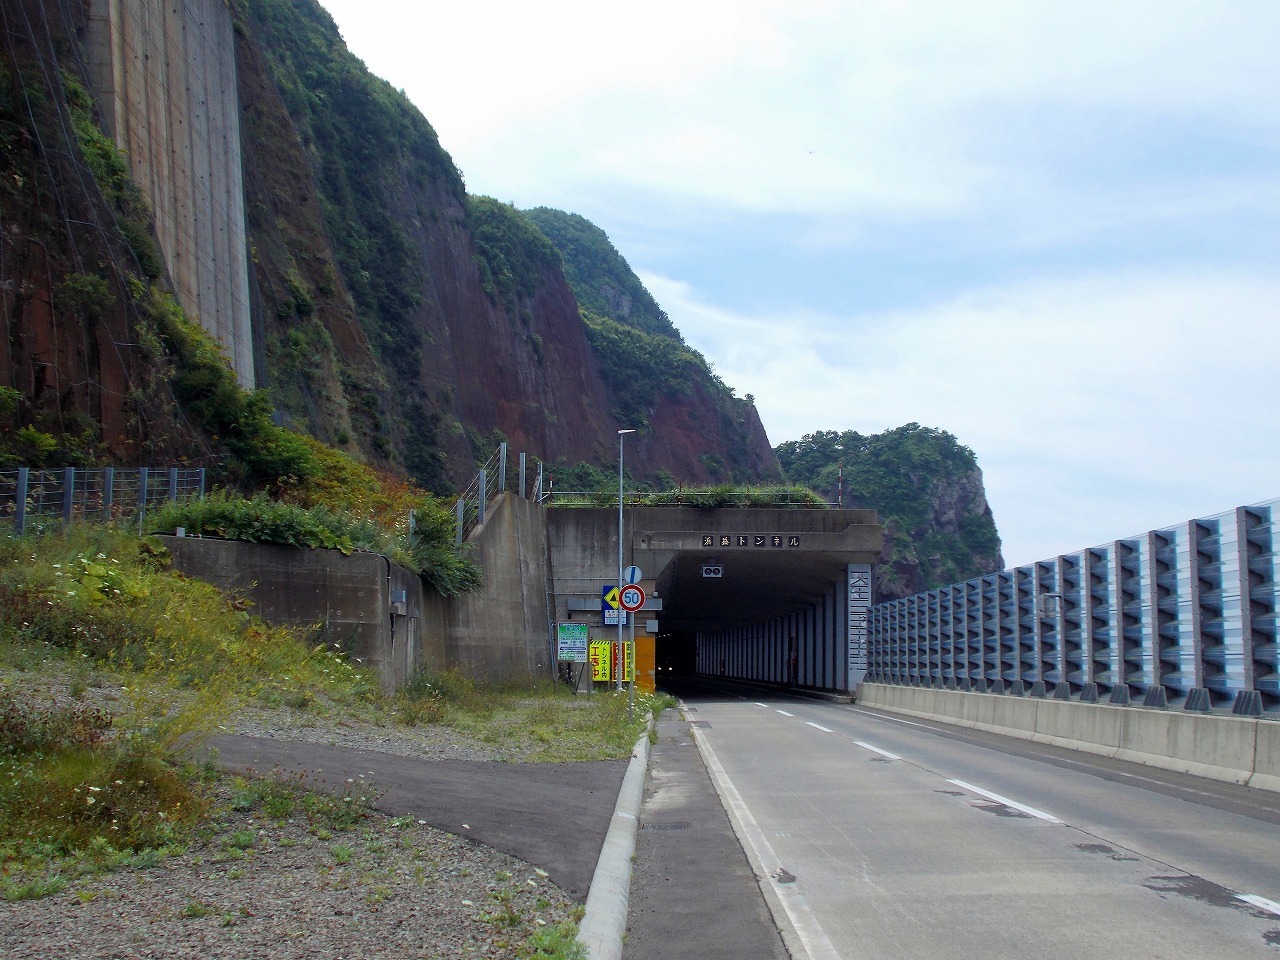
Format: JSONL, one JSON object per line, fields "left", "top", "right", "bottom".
{"left": 1238, "top": 894, "right": 1280, "bottom": 917}
{"left": 689, "top": 723, "right": 844, "bottom": 960}
{"left": 755, "top": 702, "right": 770, "bottom": 707}
{"left": 853, "top": 741, "right": 901, "bottom": 761}
{"left": 850, "top": 707, "right": 932, "bottom": 730}
{"left": 947, "top": 779, "right": 1062, "bottom": 823}
{"left": 806, "top": 722, "right": 834, "bottom": 733}
{"left": 777, "top": 710, "right": 795, "bottom": 717}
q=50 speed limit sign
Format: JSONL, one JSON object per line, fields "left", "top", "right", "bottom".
{"left": 618, "top": 584, "right": 646, "bottom": 612}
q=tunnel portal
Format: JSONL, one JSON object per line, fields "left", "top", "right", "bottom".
{"left": 546, "top": 506, "right": 882, "bottom": 693}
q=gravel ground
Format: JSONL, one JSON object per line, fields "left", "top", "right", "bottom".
{"left": 0, "top": 797, "right": 581, "bottom": 959}
{"left": 0, "top": 669, "right": 590, "bottom": 959}
{"left": 226, "top": 707, "right": 507, "bottom": 763}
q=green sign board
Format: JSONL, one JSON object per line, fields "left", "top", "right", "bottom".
{"left": 557, "top": 622, "right": 589, "bottom": 663}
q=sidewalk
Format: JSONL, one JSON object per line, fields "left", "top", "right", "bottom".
{"left": 208, "top": 733, "right": 626, "bottom": 901}
{"left": 623, "top": 710, "right": 788, "bottom": 960}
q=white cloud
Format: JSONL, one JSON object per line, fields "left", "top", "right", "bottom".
{"left": 309, "top": 0, "right": 1280, "bottom": 573}
{"left": 645, "top": 268, "right": 1280, "bottom": 567}
{"left": 320, "top": 0, "right": 1280, "bottom": 217}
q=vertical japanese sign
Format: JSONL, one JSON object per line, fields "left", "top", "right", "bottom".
{"left": 590, "top": 642, "right": 612, "bottom": 682}
{"left": 847, "top": 563, "right": 872, "bottom": 690}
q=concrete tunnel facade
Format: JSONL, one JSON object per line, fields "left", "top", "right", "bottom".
{"left": 545, "top": 506, "right": 883, "bottom": 692}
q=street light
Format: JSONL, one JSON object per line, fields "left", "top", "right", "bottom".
{"left": 617, "top": 429, "right": 635, "bottom": 695}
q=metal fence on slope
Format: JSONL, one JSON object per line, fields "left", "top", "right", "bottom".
{"left": 0, "top": 467, "right": 207, "bottom": 535}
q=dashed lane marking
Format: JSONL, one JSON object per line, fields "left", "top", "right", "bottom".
{"left": 1238, "top": 894, "right": 1280, "bottom": 917}
{"left": 853, "top": 741, "right": 901, "bottom": 761}
{"left": 947, "top": 779, "right": 1061, "bottom": 823}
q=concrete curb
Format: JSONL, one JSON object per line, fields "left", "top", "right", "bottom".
{"left": 577, "top": 714, "right": 654, "bottom": 960}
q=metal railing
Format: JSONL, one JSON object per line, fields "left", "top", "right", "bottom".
{"left": 450, "top": 446, "right": 833, "bottom": 542}
{"left": 453, "top": 444, "right": 545, "bottom": 545}
{"left": 0, "top": 466, "right": 206, "bottom": 535}
{"left": 868, "top": 496, "right": 1280, "bottom": 717}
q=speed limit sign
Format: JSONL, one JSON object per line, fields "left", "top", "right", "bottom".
{"left": 618, "top": 583, "right": 646, "bottom": 612}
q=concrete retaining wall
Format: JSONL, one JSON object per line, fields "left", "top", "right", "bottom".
{"left": 445, "top": 493, "right": 553, "bottom": 683}
{"left": 159, "top": 491, "right": 553, "bottom": 691}
{"left": 856, "top": 682, "right": 1280, "bottom": 793}
{"left": 85, "top": 0, "right": 255, "bottom": 386}
{"left": 160, "top": 535, "right": 435, "bottom": 692}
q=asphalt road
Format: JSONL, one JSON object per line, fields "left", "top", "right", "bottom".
{"left": 671, "top": 679, "right": 1280, "bottom": 960}
{"left": 208, "top": 734, "right": 625, "bottom": 901}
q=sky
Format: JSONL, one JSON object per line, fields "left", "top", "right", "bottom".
{"left": 314, "top": 0, "right": 1280, "bottom": 569}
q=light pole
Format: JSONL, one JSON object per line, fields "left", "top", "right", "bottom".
{"left": 617, "top": 428, "right": 635, "bottom": 693}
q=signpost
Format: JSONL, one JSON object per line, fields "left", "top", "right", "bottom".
{"left": 556, "top": 622, "right": 589, "bottom": 663}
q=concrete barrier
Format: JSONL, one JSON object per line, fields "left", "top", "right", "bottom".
{"left": 987, "top": 695, "right": 1037, "bottom": 741}
{"left": 1033, "top": 699, "right": 1125, "bottom": 760}
{"left": 1251, "top": 721, "right": 1280, "bottom": 793}
{"left": 857, "top": 683, "right": 1276, "bottom": 794}
{"left": 1116, "top": 710, "right": 1255, "bottom": 785}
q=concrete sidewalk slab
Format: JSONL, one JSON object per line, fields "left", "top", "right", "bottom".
{"left": 208, "top": 734, "right": 626, "bottom": 901}
{"left": 623, "top": 712, "right": 787, "bottom": 960}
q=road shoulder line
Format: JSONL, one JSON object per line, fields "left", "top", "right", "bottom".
{"left": 686, "top": 703, "right": 843, "bottom": 960}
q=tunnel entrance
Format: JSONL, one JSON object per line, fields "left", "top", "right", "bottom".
{"left": 655, "top": 630, "right": 697, "bottom": 679}
{"left": 546, "top": 503, "right": 881, "bottom": 694}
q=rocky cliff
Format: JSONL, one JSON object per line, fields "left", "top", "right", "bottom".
{"left": 0, "top": 0, "right": 781, "bottom": 491}
{"left": 525, "top": 208, "right": 780, "bottom": 485}
{"left": 775, "top": 424, "right": 1004, "bottom": 599}
{"left": 0, "top": 0, "right": 209, "bottom": 467}
{"left": 236, "top": 0, "right": 779, "bottom": 490}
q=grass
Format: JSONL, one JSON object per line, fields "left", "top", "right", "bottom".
{"left": 0, "top": 525, "right": 380, "bottom": 897}
{"left": 394, "top": 670, "right": 673, "bottom": 761}
{"left": 0, "top": 525, "right": 670, "bottom": 911}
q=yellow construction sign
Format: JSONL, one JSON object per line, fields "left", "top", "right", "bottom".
{"left": 590, "top": 641, "right": 633, "bottom": 683}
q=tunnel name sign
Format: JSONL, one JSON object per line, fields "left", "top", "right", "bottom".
{"left": 847, "top": 563, "right": 872, "bottom": 687}
{"left": 702, "top": 535, "right": 802, "bottom": 548}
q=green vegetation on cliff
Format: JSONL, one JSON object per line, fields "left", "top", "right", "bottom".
{"left": 579, "top": 310, "right": 709, "bottom": 429}
{"left": 240, "top": 0, "right": 464, "bottom": 488}
{"left": 776, "top": 424, "right": 1003, "bottom": 593}
{"left": 528, "top": 208, "right": 777, "bottom": 482}
{"left": 523, "top": 208, "right": 679, "bottom": 339}
{"left": 466, "top": 197, "right": 562, "bottom": 324}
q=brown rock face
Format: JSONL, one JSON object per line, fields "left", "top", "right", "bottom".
{"left": 0, "top": 0, "right": 199, "bottom": 465}
{"left": 3, "top": 0, "right": 780, "bottom": 489}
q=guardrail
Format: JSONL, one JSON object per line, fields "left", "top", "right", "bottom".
{"left": 0, "top": 466, "right": 207, "bottom": 535}
{"left": 451, "top": 447, "right": 833, "bottom": 543}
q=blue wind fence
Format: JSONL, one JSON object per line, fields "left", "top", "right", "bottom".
{"left": 868, "top": 497, "right": 1280, "bottom": 717}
